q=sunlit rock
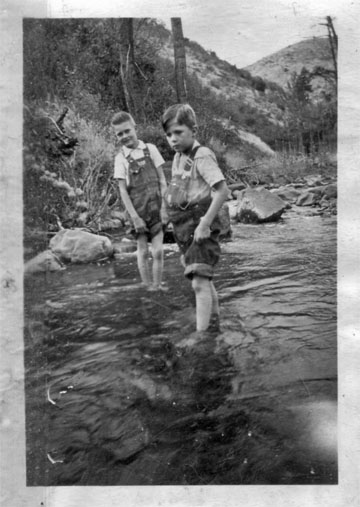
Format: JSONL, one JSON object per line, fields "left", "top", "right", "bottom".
{"left": 50, "top": 229, "right": 113, "bottom": 263}
{"left": 236, "top": 188, "right": 287, "bottom": 223}
{"left": 25, "top": 250, "right": 64, "bottom": 274}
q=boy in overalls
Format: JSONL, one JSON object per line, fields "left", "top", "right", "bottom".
{"left": 112, "top": 112, "right": 168, "bottom": 290}
{"left": 162, "top": 104, "right": 229, "bottom": 332}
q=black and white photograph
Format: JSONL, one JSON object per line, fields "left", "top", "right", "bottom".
{"left": 1, "top": 0, "right": 359, "bottom": 505}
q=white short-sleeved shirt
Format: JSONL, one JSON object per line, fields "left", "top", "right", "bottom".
{"left": 172, "top": 140, "right": 225, "bottom": 203}
{"left": 114, "top": 140, "right": 165, "bottom": 186}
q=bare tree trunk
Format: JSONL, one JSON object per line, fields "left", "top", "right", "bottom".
{"left": 171, "top": 18, "right": 187, "bottom": 103}
{"left": 119, "top": 19, "right": 136, "bottom": 115}
{"left": 326, "top": 16, "right": 338, "bottom": 88}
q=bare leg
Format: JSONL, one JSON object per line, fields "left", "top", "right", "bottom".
{"left": 210, "top": 281, "right": 219, "bottom": 316}
{"left": 192, "top": 276, "right": 212, "bottom": 331}
{"left": 151, "top": 230, "right": 164, "bottom": 288}
{"left": 137, "top": 234, "right": 151, "bottom": 285}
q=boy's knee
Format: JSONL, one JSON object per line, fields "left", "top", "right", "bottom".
{"left": 137, "top": 240, "right": 149, "bottom": 259}
{"left": 152, "top": 246, "right": 163, "bottom": 262}
{"left": 192, "top": 276, "right": 209, "bottom": 293}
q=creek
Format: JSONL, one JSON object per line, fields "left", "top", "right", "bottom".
{"left": 25, "top": 208, "right": 337, "bottom": 485}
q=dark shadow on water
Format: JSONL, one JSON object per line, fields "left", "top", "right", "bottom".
{"left": 24, "top": 215, "right": 337, "bottom": 485}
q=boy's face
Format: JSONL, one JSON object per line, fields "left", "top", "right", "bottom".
{"left": 165, "top": 121, "right": 197, "bottom": 153}
{"left": 113, "top": 121, "right": 138, "bottom": 149}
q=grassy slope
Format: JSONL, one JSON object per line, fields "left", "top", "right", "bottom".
{"left": 244, "top": 37, "right": 334, "bottom": 97}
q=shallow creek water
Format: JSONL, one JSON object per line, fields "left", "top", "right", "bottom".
{"left": 24, "top": 209, "right": 337, "bottom": 485}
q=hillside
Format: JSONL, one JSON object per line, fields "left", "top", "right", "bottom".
{"left": 23, "top": 18, "right": 336, "bottom": 234}
{"left": 154, "top": 26, "right": 285, "bottom": 126}
{"left": 244, "top": 37, "right": 335, "bottom": 99}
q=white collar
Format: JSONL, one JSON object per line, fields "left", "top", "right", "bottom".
{"left": 122, "top": 139, "right": 146, "bottom": 157}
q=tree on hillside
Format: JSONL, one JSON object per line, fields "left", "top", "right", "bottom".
{"left": 171, "top": 18, "right": 187, "bottom": 103}
{"left": 118, "top": 19, "right": 136, "bottom": 115}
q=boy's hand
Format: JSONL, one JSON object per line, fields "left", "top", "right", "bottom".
{"left": 132, "top": 216, "right": 148, "bottom": 234}
{"left": 194, "top": 219, "right": 211, "bottom": 243}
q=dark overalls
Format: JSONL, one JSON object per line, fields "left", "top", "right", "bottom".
{"left": 164, "top": 146, "right": 221, "bottom": 280}
{"left": 126, "top": 145, "right": 162, "bottom": 240}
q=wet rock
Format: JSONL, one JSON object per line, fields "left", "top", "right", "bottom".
{"left": 236, "top": 188, "right": 287, "bottom": 223}
{"left": 50, "top": 229, "right": 114, "bottom": 263}
{"left": 308, "top": 186, "right": 325, "bottom": 197}
{"left": 217, "top": 203, "right": 232, "bottom": 238}
{"left": 270, "top": 186, "right": 301, "bottom": 203}
{"left": 303, "top": 175, "right": 323, "bottom": 187}
{"left": 323, "top": 183, "right": 337, "bottom": 199}
{"left": 296, "top": 191, "right": 319, "bottom": 207}
{"left": 228, "top": 182, "right": 247, "bottom": 197}
{"left": 25, "top": 250, "right": 64, "bottom": 274}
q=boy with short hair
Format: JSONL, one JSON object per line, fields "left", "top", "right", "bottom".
{"left": 162, "top": 104, "right": 229, "bottom": 332}
{"left": 112, "top": 111, "right": 168, "bottom": 290}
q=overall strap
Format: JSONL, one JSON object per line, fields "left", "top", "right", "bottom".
{"left": 143, "top": 144, "right": 151, "bottom": 157}
{"left": 126, "top": 145, "right": 151, "bottom": 164}
{"left": 184, "top": 145, "right": 201, "bottom": 172}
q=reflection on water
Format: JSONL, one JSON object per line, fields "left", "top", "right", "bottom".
{"left": 25, "top": 212, "right": 337, "bottom": 485}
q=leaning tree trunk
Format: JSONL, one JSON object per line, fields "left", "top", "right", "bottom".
{"left": 171, "top": 18, "right": 187, "bottom": 103}
{"left": 119, "top": 18, "right": 136, "bottom": 115}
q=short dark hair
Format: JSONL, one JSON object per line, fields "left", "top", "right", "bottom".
{"left": 111, "top": 111, "right": 135, "bottom": 126}
{"left": 161, "top": 104, "right": 197, "bottom": 131}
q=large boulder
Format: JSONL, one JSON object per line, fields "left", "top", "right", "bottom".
{"left": 50, "top": 229, "right": 114, "bottom": 263}
{"left": 235, "top": 188, "right": 287, "bottom": 223}
{"left": 303, "top": 174, "right": 323, "bottom": 187}
{"left": 25, "top": 250, "right": 64, "bottom": 274}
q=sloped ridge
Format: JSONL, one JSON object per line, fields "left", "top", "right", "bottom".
{"left": 244, "top": 37, "right": 333, "bottom": 88}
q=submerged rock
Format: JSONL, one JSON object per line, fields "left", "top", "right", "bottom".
{"left": 235, "top": 188, "right": 287, "bottom": 223}
{"left": 25, "top": 250, "right": 64, "bottom": 274}
{"left": 50, "top": 229, "right": 113, "bottom": 263}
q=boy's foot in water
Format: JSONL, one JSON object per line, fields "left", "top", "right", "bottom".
{"left": 208, "top": 313, "right": 221, "bottom": 333}
{"left": 148, "top": 283, "right": 169, "bottom": 293}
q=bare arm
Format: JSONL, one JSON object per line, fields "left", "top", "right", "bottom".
{"left": 155, "top": 164, "right": 169, "bottom": 225}
{"left": 155, "top": 164, "right": 168, "bottom": 199}
{"left": 194, "top": 180, "right": 229, "bottom": 242}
